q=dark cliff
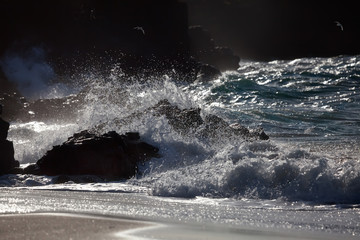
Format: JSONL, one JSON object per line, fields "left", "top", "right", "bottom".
{"left": 187, "top": 0, "right": 360, "bottom": 61}
{"left": 0, "top": 0, "right": 192, "bottom": 75}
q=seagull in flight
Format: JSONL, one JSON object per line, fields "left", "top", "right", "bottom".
{"left": 134, "top": 26, "right": 145, "bottom": 35}
{"left": 334, "top": 21, "right": 343, "bottom": 31}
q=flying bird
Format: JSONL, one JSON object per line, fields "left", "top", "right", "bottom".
{"left": 134, "top": 26, "right": 145, "bottom": 35}
{"left": 334, "top": 21, "right": 343, "bottom": 31}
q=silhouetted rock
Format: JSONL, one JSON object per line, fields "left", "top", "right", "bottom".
{"left": 195, "top": 63, "right": 221, "bottom": 82}
{"left": 25, "top": 130, "right": 159, "bottom": 178}
{"left": 0, "top": 140, "right": 20, "bottom": 175}
{"left": 189, "top": 26, "right": 240, "bottom": 71}
{"left": 201, "top": 115, "right": 269, "bottom": 140}
{"left": 249, "top": 127, "right": 270, "bottom": 141}
{"left": 152, "top": 99, "right": 269, "bottom": 140}
{"left": 0, "top": 69, "right": 27, "bottom": 122}
{"left": 154, "top": 99, "right": 204, "bottom": 135}
{"left": 0, "top": 92, "right": 28, "bottom": 122}
{"left": 0, "top": 0, "right": 193, "bottom": 77}
{"left": 52, "top": 174, "right": 105, "bottom": 184}
{"left": 0, "top": 0, "right": 243, "bottom": 84}
{"left": 0, "top": 114, "right": 9, "bottom": 141}
{"left": 0, "top": 107, "right": 20, "bottom": 175}
{"left": 187, "top": 0, "right": 360, "bottom": 61}
{"left": 0, "top": 89, "right": 86, "bottom": 123}
{"left": 25, "top": 92, "right": 85, "bottom": 122}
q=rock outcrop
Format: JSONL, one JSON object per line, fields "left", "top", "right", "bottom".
{"left": 24, "top": 130, "right": 160, "bottom": 179}
{"left": 0, "top": 87, "right": 86, "bottom": 123}
{"left": 0, "top": 105, "right": 20, "bottom": 175}
{"left": 187, "top": 0, "right": 360, "bottom": 61}
{"left": 189, "top": 26, "right": 240, "bottom": 72}
{"left": 0, "top": 0, "right": 240, "bottom": 84}
{"left": 0, "top": 0, "right": 192, "bottom": 78}
{"left": 0, "top": 97, "right": 269, "bottom": 178}
{"left": 152, "top": 99, "right": 269, "bottom": 140}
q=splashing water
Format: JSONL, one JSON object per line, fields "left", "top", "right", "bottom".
{"left": 4, "top": 55, "right": 360, "bottom": 204}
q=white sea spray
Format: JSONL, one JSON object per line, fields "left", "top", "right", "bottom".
{"left": 3, "top": 55, "right": 360, "bottom": 204}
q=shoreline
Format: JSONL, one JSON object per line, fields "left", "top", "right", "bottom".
{"left": 0, "top": 212, "right": 156, "bottom": 240}
{"left": 1, "top": 212, "right": 355, "bottom": 240}
{"left": 0, "top": 188, "right": 359, "bottom": 239}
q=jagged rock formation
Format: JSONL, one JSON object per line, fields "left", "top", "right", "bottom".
{"left": 187, "top": 0, "right": 360, "bottom": 60}
{"left": 0, "top": 0, "right": 240, "bottom": 82}
{"left": 189, "top": 26, "right": 240, "bottom": 72}
{"left": 152, "top": 99, "right": 269, "bottom": 140}
{"left": 0, "top": 105, "right": 20, "bottom": 174}
{"left": 24, "top": 131, "right": 160, "bottom": 178}
{"left": 0, "top": 0, "right": 191, "bottom": 78}
{"left": 92, "top": 99, "right": 269, "bottom": 141}
{"left": 0, "top": 97, "right": 268, "bottom": 178}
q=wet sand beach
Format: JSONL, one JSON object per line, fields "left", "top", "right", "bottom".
{"left": 0, "top": 212, "right": 348, "bottom": 240}
{"left": 0, "top": 213, "right": 153, "bottom": 240}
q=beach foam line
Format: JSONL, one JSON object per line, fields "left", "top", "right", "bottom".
{"left": 114, "top": 220, "right": 350, "bottom": 240}
{"left": 114, "top": 223, "right": 166, "bottom": 240}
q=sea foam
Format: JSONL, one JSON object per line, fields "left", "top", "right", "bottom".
{"left": 4, "top": 56, "right": 360, "bottom": 204}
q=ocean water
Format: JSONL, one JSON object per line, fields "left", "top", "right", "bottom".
{"left": 1, "top": 55, "right": 360, "bottom": 237}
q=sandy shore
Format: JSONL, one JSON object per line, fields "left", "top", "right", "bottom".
{"left": 0, "top": 212, "right": 350, "bottom": 240}
{"left": 0, "top": 213, "right": 153, "bottom": 240}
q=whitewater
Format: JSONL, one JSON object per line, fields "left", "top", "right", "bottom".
{"left": 1, "top": 55, "right": 359, "bottom": 238}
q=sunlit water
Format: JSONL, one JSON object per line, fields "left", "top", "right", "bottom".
{"left": 1, "top": 55, "right": 360, "bottom": 236}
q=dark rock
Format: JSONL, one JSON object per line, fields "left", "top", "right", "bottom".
{"left": 200, "top": 115, "right": 265, "bottom": 140}
{"left": 0, "top": 116, "right": 9, "bottom": 141}
{"left": 52, "top": 174, "right": 105, "bottom": 184}
{"left": 0, "top": 107, "right": 20, "bottom": 175}
{"left": 53, "top": 175, "right": 72, "bottom": 184}
{"left": 153, "top": 99, "right": 204, "bottom": 134}
{"left": 0, "top": 140, "right": 19, "bottom": 175}
{"left": 0, "top": 0, "right": 192, "bottom": 78}
{"left": 0, "top": 92, "right": 28, "bottom": 122}
{"left": 0, "top": 89, "right": 86, "bottom": 123}
{"left": 196, "top": 64, "right": 221, "bottom": 82}
{"left": 23, "top": 164, "right": 41, "bottom": 175}
{"left": 189, "top": 26, "right": 240, "bottom": 72}
{"left": 28, "top": 130, "right": 159, "bottom": 178}
{"left": 250, "top": 127, "right": 270, "bottom": 140}
{"left": 0, "top": 1, "right": 242, "bottom": 84}
{"left": 124, "top": 132, "right": 140, "bottom": 141}
{"left": 188, "top": 26, "right": 215, "bottom": 53}
{"left": 204, "top": 114, "right": 233, "bottom": 134}
{"left": 153, "top": 99, "right": 269, "bottom": 141}
{"left": 209, "top": 46, "right": 240, "bottom": 72}
{"left": 187, "top": 0, "right": 360, "bottom": 61}
{"left": 23, "top": 91, "right": 86, "bottom": 122}
{"left": 228, "top": 123, "right": 251, "bottom": 136}
{"left": 8, "top": 167, "right": 24, "bottom": 174}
